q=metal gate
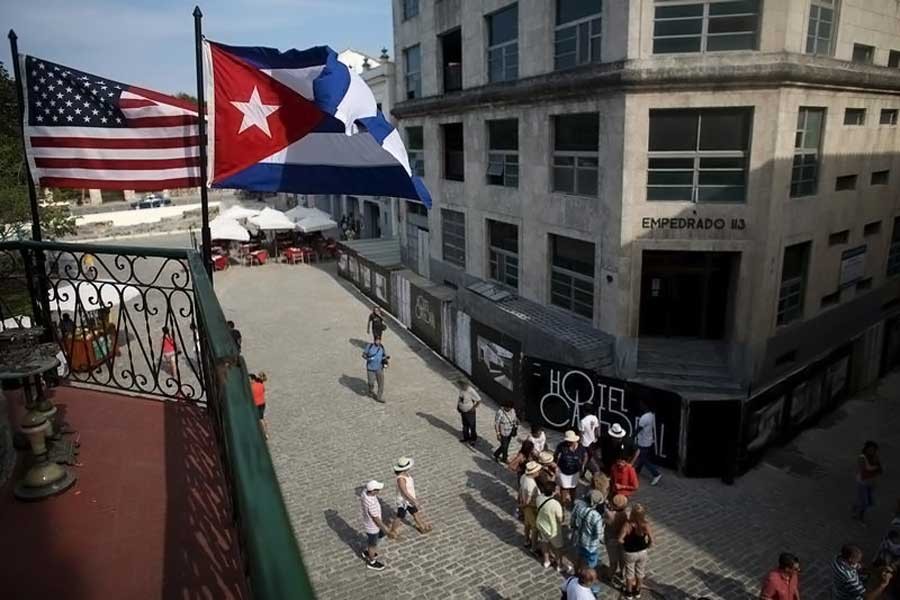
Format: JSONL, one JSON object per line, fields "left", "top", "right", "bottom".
{"left": 392, "top": 271, "right": 412, "bottom": 328}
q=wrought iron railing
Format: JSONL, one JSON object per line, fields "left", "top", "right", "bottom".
{"left": 0, "top": 240, "right": 315, "bottom": 600}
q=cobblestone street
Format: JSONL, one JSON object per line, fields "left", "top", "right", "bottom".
{"left": 215, "top": 262, "right": 900, "bottom": 600}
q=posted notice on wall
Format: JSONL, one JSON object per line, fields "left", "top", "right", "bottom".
{"left": 839, "top": 245, "right": 866, "bottom": 288}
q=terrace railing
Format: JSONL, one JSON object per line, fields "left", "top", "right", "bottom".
{"left": 0, "top": 239, "right": 315, "bottom": 600}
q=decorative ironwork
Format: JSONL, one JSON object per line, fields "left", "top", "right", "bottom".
{"left": 0, "top": 242, "right": 205, "bottom": 402}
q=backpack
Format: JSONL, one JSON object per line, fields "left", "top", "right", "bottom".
{"left": 560, "top": 576, "right": 576, "bottom": 600}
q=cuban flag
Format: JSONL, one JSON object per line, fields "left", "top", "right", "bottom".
{"left": 203, "top": 41, "right": 431, "bottom": 207}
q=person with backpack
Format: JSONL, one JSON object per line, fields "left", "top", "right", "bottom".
{"left": 570, "top": 489, "right": 607, "bottom": 573}
{"left": 362, "top": 335, "right": 389, "bottom": 403}
{"left": 536, "top": 481, "right": 571, "bottom": 573}
{"left": 560, "top": 567, "right": 599, "bottom": 600}
{"left": 493, "top": 404, "right": 518, "bottom": 464}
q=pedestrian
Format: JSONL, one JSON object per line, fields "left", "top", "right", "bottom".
{"left": 878, "top": 530, "right": 900, "bottom": 567}
{"left": 571, "top": 489, "right": 607, "bottom": 573}
{"left": 227, "top": 320, "right": 242, "bottom": 352}
{"left": 249, "top": 372, "right": 268, "bottom": 439}
{"left": 519, "top": 460, "right": 542, "bottom": 551}
{"left": 367, "top": 306, "right": 386, "bottom": 342}
{"left": 585, "top": 442, "right": 604, "bottom": 482}
{"left": 611, "top": 453, "right": 639, "bottom": 498}
{"left": 592, "top": 471, "right": 611, "bottom": 500}
{"left": 457, "top": 382, "right": 481, "bottom": 446}
{"left": 831, "top": 543, "right": 891, "bottom": 600}
{"left": 389, "top": 457, "right": 432, "bottom": 535}
{"left": 853, "top": 440, "right": 882, "bottom": 523}
{"left": 535, "top": 480, "right": 571, "bottom": 573}
{"left": 507, "top": 439, "right": 536, "bottom": 478}
{"left": 527, "top": 423, "right": 546, "bottom": 455}
{"left": 161, "top": 326, "right": 177, "bottom": 376}
{"left": 554, "top": 430, "right": 588, "bottom": 510}
{"left": 560, "top": 567, "right": 599, "bottom": 600}
{"left": 619, "top": 502, "right": 653, "bottom": 599}
{"left": 359, "top": 480, "right": 396, "bottom": 571}
{"left": 493, "top": 404, "right": 518, "bottom": 464}
{"left": 759, "top": 552, "right": 801, "bottom": 600}
{"left": 602, "top": 423, "right": 628, "bottom": 473}
{"left": 579, "top": 411, "right": 600, "bottom": 452}
{"left": 537, "top": 450, "right": 558, "bottom": 489}
{"left": 362, "top": 335, "right": 389, "bottom": 403}
{"left": 634, "top": 403, "right": 662, "bottom": 486}
{"left": 604, "top": 494, "right": 629, "bottom": 585}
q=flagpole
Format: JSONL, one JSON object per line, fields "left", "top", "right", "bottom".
{"left": 192, "top": 7, "right": 213, "bottom": 280}
{"left": 8, "top": 30, "right": 42, "bottom": 243}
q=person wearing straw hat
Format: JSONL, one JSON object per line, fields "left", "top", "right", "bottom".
{"left": 536, "top": 450, "right": 558, "bottom": 489}
{"left": 519, "top": 460, "right": 542, "bottom": 552}
{"left": 359, "top": 479, "right": 396, "bottom": 571}
{"left": 604, "top": 494, "right": 630, "bottom": 585}
{"left": 389, "top": 457, "right": 432, "bottom": 535}
{"left": 554, "top": 430, "right": 588, "bottom": 510}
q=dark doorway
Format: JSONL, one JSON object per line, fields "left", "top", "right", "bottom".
{"left": 441, "top": 29, "right": 462, "bottom": 93}
{"left": 366, "top": 202, "right": 381, "bottom": 239}
{"left": 639, "top": 251, "right": 736, "bottom": 339}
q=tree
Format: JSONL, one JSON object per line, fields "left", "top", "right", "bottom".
{"left": 174, "top": 91, "right": 198, "bottom": 104}
{"left": 0, "top": 61, "right": 76, "bottom": 241}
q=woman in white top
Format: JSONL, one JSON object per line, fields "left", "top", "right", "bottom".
{"left": 527, "top": 424, "right": 546, "bottom": 456}
{"left": 389, "top": 456, "right": 433, "bottom": 535}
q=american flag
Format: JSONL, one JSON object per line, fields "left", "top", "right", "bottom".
{"left": 21, "top": 55, "right": 201, "bottom": 190}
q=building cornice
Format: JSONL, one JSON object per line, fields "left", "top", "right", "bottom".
{"left": 392, "top": 52, "right": 900, "bottom": 118}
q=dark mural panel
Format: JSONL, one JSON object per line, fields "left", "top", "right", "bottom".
{"left": 409, "top": 283, "right": 443, "bottom": 352}
{"left": 470, "top": 319, "right": 521, "bottom": 411}
{"left": 523, "top": 357, "right": 681, "bottom": 468}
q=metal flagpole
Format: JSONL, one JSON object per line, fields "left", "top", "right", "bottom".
{"left": 193, "top": 7, "right": 213, "bottom": 280}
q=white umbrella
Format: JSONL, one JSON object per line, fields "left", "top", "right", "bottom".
{"left": 218, "top": 205, "right": 261, "bottom": 221}
{"left": 248, "top": 207, "right": 296, "bottom": 231}
{"left": 285, "top": 205, "right": 333, "bottom": 223}
{"left": 296, "top": 214, "right": 338, "bottom": 233}
{"left": 209, "top": 216, "right": 250, "bottom": 242}
{"left": 49, "top": 281, "right": 142, "bottom": 317}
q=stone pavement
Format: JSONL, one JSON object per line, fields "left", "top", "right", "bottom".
{"left": 214, "top": 261, "right": 900, "bottom": 600}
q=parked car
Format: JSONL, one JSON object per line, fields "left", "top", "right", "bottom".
{"left": 132, "top": 194, "right": 172, "bottom": 210}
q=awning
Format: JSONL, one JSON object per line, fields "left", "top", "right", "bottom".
{"left": 248, "top": 207, "right": 295, "bottom": 231}
{"left": 296, "top": 214, "right": 337, "bottom": 233}
{"left": 218, "top": 205, "right": 261, "bottom": 220}
{"left": 210, "top": 216, "right": 250, "bottom": 242}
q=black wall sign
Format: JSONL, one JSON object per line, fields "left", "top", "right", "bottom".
{"left": 368, "top": 263, "right": 393, "bottom": 310}
{"left": 470, "top": 319, "right": 521, "bottom": 411}
{"left": 523, "top": 357, "right": 681, "bottom": 468}
{"left": 409, "top": 284, "right": 443, "bottom": 352}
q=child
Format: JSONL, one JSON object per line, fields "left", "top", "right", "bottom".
{"left": 389, "top": 457, "right": 432, "bottom": 535}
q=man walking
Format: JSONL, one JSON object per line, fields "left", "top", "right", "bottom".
{"left": 493, "top": 404, "right": 518, "bottom": 464}
{"left": 634, "top": 403, "right": 662, "bottom": 486}
{"left": 367, "top": 306, "right": 386, "bottom": 342}
{"left": 362, "top": 336, "right": 389, "bottom": 403}
{"left": 760, "top": 552, "right": 801, "bottom": 600}
{"left": 359, "top": 480, "right": 395, "bottom": 571}
{"left": 457, "top": 382, "right": 481, "bottom": 446}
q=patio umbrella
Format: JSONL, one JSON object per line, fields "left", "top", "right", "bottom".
{"left": 209, "top": 216, "right": 250, "bottom": 242}
{"left": 248, "top": 207, "right": 296, "bottom": 231}
{"left": 285, "top": 205, "right": 333, "bottom": 223}
{"left": 218, "top": 205, "right": 261, "bottom": 221}
{"left": 296, "top": 214, "right": 338, "bottom": 233}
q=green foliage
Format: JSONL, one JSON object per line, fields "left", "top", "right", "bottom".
{"left": 174, "top": 91, "right": 198, "bottom": 104}
{"left": 0, "top": 61, "right": 76, "bottom": 241}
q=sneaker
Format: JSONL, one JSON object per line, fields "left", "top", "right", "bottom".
{"left": 366, "top": 559, "right": 386, "bottom": 571}
{"left": 543, "top": 559, "right": 551, "bottom": 569}
{"left": 651, "top": 474, "right": 662, "bottom": 486}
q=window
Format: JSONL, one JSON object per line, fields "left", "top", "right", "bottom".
{"left": 864, "top": 221, "right": 881, "bottom": 236}
{"left": 805, "top": 0, "right": 835, "bottom": 56}
{"left": 888, "top": 217, "right": 900, "bottom": 277}
{"left": 441, "top": 209, "right": 466, "bottom": 268}
{"left": 852, "top": 43, "right": 874, "bottom": 65}
{"left": 550, "top": 234, "right": 595, "bottom": 319}
{"left": 777, "top": 242, "right": 810, "bottom": 325}
{"left": 880, "top": 109, "right": 898, "bottom": 125}
{"left": 828, "top": 230, "right": 849, "bottom": 245}
{"left": 856, "top": 277, "right": 873, "bottom": 292}
{"left": 791, "top": 108, "right": 825, "bottom": 197}
{"left": 647, "top": 108, "right": 752, "bottom": 202}
{"left": 820, "top": 290, "right": 841, "bottom": 308}
{"left": 402, "top": 0, "right": 419, "bottom": 20}
{"left": 487, "top": 119, "right": 519, "bottom": 187}
{"left": 404, "top": 45, "right": 422, "bottom": 100}
{"left": 835, "top": 174, "right": 857, "bottom": 190}
{"left": 488, "top": 219, "right": 519, "bottom": 289}
{"left": 442, "top": 123, "right": 464, "bottom": 181}
{"left": 844, "top": 108, "right": 865, "bottom": 126}
{"left": 871, "top": 170, "right": 890, "bottom": 185}
{"left": 487, "top": 4, "right": 519, "bottom": 83}
{"left": 652, "top": 0, "right": 760, "bottom": 54}
{"left": 406, "top": 126, "right": 424, "bottom": 177}
{"left": 407, "top": 200, "right": 428, "bottom": 217}
{"left": 553, "top": 113, "right": 599, "bottom": 196}
{"left": 555, "top": 0, "right": 602, "bottom": 70}
{"left": 890, "top": 50, "right": 900, "bottom": 68}
{"left": 441, "top": 29, "right": 463, "bottom": 93}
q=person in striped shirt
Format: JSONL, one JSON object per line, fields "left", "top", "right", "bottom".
{"left": 831, "top": 544, "right": 892, "bottom": 600}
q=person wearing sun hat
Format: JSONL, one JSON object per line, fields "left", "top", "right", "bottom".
{"left": 554, "top": 429, "right": 588, "bottom": 510}
{"left": 518, "top": 460, "right": 542, "bottom": 551}
{"left": 603, "top": 493, "right": 630, "bottom": 584}
{"left": 537, "top": 449, "right": 558, "bottom": 489}
{"left": 601, "top": 422, "right": 628, "bottom": 474}
{"left": 360, "top": 479, "right": 395, "bottom": 571}
{"left": 389, "top": 457, "right": 432, "bottom": 536}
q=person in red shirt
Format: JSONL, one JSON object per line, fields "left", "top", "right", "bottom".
{"left": 161, "top": 326, "right": 177, "bottom": 376}
{"left": 610, "top": 455, "right": 639, "bottom": 498}
{"left": 250, "top": 372, "right": 268, "bottom": 440}
{"left": 760, "top": 552, "right": 800, "bottom": 600}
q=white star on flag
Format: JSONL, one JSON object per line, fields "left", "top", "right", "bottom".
{"left": 230, "top": 86, "right": 280, "bottom": 137}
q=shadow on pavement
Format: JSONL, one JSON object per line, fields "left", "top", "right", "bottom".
{"left": 339, "top": 374, "right": 370, "bottom": 397}
{"left": 324, "top": 508, "right": 363, "bottom": 556}
{"left": 460, "top": 492, "right": 520, "bottom": 549}
{"left": 478, "top": 586, "right": 509, "bottom": 600}
{"left": 689, "top": 567, "right": 755, "bottom": 600}
{"left": 465, "top": 470, "right": 517, "bottom": 517}
{"left": 472, "top": 455, "right": 518, "bottom": 489}
{"left": 349, "top": 337, "right": 369, "bottom": 349}
{"left": 645, "top": 579, "right": 692, "bottom": 600}
{"left": 415, "top": 410, "right": 461, "bottom": 440}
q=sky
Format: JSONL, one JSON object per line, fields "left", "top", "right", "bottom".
{"left": 1, "top": 0, "right": 394, "bottom": 94}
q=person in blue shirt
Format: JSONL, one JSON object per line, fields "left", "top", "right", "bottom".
{"left": 362, "top": 336, "right": 389, "bottom": 403}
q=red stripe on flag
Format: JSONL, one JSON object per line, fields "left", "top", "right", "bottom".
{"left": 118, "top": 98, "right": 157, "bottom": 109}
{"left": 126, "top": 115, "right": 200, "bottom": 127}
{"left": 35, "top": 156, "right": 201, "bottom": 170}
{"left": 39, "top": 176, "right": 201, "bottom": 191}
{"left": 30, "top": 136, "right": 200, "bottom": 149}
{"left": 126, "top": 85, "right": 199, "bottom": 113}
